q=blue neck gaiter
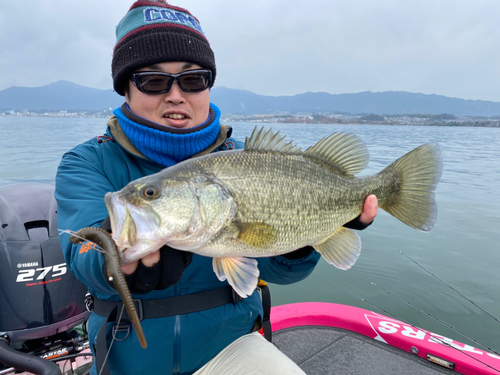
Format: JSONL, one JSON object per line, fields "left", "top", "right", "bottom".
{"left": 114, "top": 103, "right": 221, "bottom": 167}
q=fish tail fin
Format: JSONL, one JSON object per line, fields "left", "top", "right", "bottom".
{"left": 379, "top": 143, "right": 443, "bottom": 232}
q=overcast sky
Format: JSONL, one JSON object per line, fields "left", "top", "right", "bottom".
{"left": 1, "top": 0, "right": 499, "bottom": 101}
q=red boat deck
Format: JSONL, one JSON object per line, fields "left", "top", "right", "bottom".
{"left": 271, "top": 303, "right": 500, "bottom": 375}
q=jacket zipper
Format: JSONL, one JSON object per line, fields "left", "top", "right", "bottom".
{"left": 173, "top": 283, "right": 181, "bottom": 374}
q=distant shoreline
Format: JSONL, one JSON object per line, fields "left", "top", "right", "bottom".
{"left": 2, "top": 111, "right": 499, "bottom": 128}
{"left": 223, "top": 114, "right": 500, "bottom": 128}
{"left": 227, "top": 121, "right": 500, "bottom": 128}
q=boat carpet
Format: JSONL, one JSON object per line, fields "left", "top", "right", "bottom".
{"left": 273, "top": 326, "right": 456, "bottom": 374}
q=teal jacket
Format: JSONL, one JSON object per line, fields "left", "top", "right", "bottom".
{"left": 55, "top": 114, "right": 320, "bottom": 375}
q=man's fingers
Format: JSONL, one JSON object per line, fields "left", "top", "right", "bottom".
{"left": 122, "top": 260, "right": 139, "bottom": 275}
{"left": 141, "top": 250, "right": 161, "bottom": 268}
{"left": 119, "top": 250, "right": 160, "bottom": 276}
{"left": 360, "top": 194, "right": 378, "bottom": 225}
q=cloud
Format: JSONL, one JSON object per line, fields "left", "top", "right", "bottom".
{"left": 1, "top": 0, "right": 499, "bottom": 101}
{"left": 0, "top": 1, "right": 129, "bottom": 90}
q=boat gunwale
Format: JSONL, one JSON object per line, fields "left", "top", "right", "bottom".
{"left": 270, "top": 302, "right": 500, "bottom": 375}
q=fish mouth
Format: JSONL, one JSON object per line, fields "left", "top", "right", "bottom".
{"left": 104, "top": 192, "right": 161, "bottom": 251}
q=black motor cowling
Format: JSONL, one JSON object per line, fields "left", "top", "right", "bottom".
{"left": 0, "top": 182, "right": 89, "bottom": 342}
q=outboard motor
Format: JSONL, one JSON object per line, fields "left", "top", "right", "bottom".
{"left": 0, "top": 183, "right": 92, "bottom": 375}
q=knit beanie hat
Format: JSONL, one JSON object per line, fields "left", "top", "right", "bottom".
{"left": 112, "top": 0, "right": 216, "bottom": 96}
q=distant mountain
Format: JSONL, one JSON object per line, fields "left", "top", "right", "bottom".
{"left": 211, "top": 89, "right": 500, "bottom": 117}
{"left": 1, "top": 81, "right": 500, "bottom": 117}
{"left": 0, "top": 81, "right": 123, "bottom": 111}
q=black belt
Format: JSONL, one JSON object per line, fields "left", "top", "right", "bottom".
{"left": 92, "top": 285, "right": 241, "bottom": 375}
{"left": 93, "top": 285, "right": 241, "bottom": 320}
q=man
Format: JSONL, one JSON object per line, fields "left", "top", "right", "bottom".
{"left": 55, "top": 1, "right": 377, "bottom": 374}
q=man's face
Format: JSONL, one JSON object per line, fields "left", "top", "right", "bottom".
{"left": 125, "top": 61, "right": 211, "bottom": 129}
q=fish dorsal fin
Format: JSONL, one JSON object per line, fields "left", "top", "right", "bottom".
{"left": 245, "top": 127, "right": 302, "bottom": 155}
{"left": 303, "top": 133, "right": 369, "bottom": 176}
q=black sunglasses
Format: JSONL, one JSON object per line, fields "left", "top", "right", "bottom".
{"left": 130, "top": 69, "right": 213, "bottom": 95}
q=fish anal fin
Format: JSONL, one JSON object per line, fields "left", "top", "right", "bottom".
{"left": 304, "top": 132, "right": 369, "bottom": 176}
{"left": 213, "top": 257, "right": 260, "bottom": 298}
{"left": 314, "top": 227, "right": 362, "bottom": 270}
{"left": 234, "top": 222, "right": 276, "bottom": 249}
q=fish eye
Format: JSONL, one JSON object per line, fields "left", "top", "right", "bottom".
{"left": 142, "top": 185, "right": 159, "bottom": 199}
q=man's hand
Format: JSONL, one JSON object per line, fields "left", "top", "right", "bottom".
{"left": 100, "top": 216, "right": 192, "bottom": 293}
{"left": 342, "top": 194, "right": 378, "bottom": 231}
{"left": 121, "top": 251, "right": 159, "bottom": 275}
{"left": 116, "top": 246, "right": 192, "bottom": 294}
{"left": 359, "top": 194, "right": 378, "bottom": 225}
{"left": 99, "top": 215, "right": 165, "bottom": 275}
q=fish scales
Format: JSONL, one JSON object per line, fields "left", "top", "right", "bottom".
{"left": 104, "top": 127, "right": 442, "bottom": 299}
{"left": 187, "top": 151, "right": 370, "bottom": 254}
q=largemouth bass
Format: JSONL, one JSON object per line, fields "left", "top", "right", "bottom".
{"left": 105, "top": 127, "right": 443, "bottom": 298}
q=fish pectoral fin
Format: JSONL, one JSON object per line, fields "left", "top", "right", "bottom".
{"left": 313, "top": 227, "right": 362, "bottom": 270}
{"left": 212, "top": 256, "right": 260, "bottom": 298}
{"left": 234, "top": 222, "right": 276, "bottom": 249}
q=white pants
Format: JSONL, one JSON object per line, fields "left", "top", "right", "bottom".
{"left": 194, "top": 332, "right": 306, "bottom": 375}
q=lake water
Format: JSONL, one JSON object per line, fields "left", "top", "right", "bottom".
{"left": 1, "top": 115, "right": 499, "bottom": 354}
